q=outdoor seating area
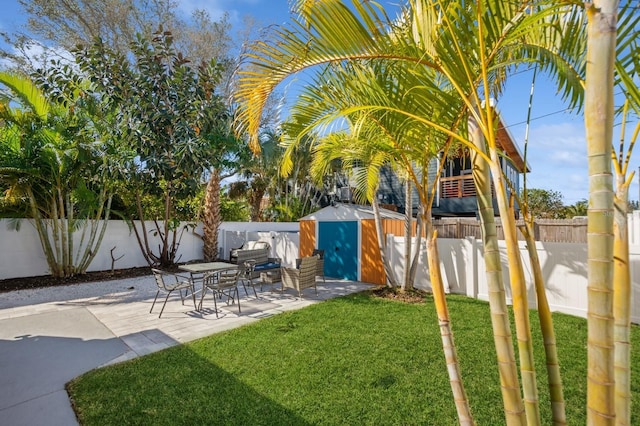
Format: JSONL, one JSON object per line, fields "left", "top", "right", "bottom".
{"left": 146, "top": 251, "right": 330, "bottom": 319}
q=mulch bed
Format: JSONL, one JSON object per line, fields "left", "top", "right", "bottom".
{"left": 371, "top": 286, "right": 431, "bottom": 304}
{"left": 0, "top": 266, "right": 154, "bottom": 293}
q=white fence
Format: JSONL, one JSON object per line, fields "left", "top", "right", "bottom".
{"left": 387, "top": 236, "right": 640, "bottom": 324}
{"left": 0, "top": 219, "right": 299, "bottom": 280}
{"left": 1, "top": 218, "right": 638, "bottom": 323}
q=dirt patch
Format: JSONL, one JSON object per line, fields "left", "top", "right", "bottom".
{"left": 371, "top": 286, "right": 431, "bottom": 304}
{"left": 0, "top": 266, "right": 155, "bottom": 293}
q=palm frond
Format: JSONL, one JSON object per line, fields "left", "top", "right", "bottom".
{"left": 0, "top": 72, "right": 50, "bottom": 119}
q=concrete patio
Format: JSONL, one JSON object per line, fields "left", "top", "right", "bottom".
{"left": 0, "top": 274, "right": 373, "bottom": 426}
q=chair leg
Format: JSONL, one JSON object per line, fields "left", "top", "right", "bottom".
{"left": 190, "top": 286, "right": 197, "bottom": 310}
{"left": 158, "top": 291, "right": 173, "bottom": 318}
{"left": 150, "top": 290, "right": 160, "bottom": 314}
{"left": 234, "top": 288, "right": 241, "bottom": 313}
{"left": 213, "top": 290, "right": 220, "bottom": 318}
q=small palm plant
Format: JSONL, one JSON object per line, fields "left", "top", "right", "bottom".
{"left": 0, "top": 72, "right": 113, "bottom": 278}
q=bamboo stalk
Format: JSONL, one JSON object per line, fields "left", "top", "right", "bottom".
{"left": 585, "top": 1, "right": 618, "bottom": 423}
{"left": 519, "top": 219, "right": 566, "bottom": 425}
{"left": 426, "top": 225, "right": 475, "bottom": 426}
{"left": 470, "top": 116, "right": 525, "bottom": 425}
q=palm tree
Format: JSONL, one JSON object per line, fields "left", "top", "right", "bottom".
{"left": 610, "top": 8, "right": 639, "bottom": 423}
{"left": 234, "top": 1, "right": 587, "bottom": 423}
{"left": 297, "top": 110, "right": 474, "bottom": 422}
{"left": 0, "top": 72, "right": 113, "bottom": 277}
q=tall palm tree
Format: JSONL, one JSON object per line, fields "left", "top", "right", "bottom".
{"left": 610, "top": 8, "right": 639, "bottom": 423}
{"left": 583, "top": 1, "right": 619, "bottom": 422}
{"left": 234, "top": 1, "right": 586, "bottom": 423}
{"left": 297, "top": 109, "right": 474, "bottom": 423}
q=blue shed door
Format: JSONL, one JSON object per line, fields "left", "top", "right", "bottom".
{"left": 318, "top": 221, "right": 358, "bottom": 281}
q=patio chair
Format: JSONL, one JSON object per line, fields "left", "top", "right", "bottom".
{"left": 199, "top": 268, "right": 242, "bottom": 318}
{"left": 312, "top": 249, "right": 326, "bottom": 283}
{"left": 150, "top": 268, "right": 197, "bottom": 318}
{"left": 281, "top": 255, "right": 319, "bottom": 298}
{"left": 239, "top": 259, "right": 259, "bottom": 297}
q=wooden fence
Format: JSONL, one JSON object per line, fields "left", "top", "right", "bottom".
{"left": 434, "top": 217, "right": 588, "bottom": 243}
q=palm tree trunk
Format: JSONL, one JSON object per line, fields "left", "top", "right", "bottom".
{"left": 585, "top": 1, "right": 618, "bottom": 423}
{"left": 425, "top": 221, "right": 474, "bottom": 425}
{"left": 403, "top": 179, "right": 413, "bottom": 291}
{"left": 203, "top": 170, "right": 222, "bottom": 261}
{"left": 372, "top": 199, "right": 398, "bottom": 287}
{"left": 470, "top": 116, "right": 526, "bottom": 425}
{"left": 613, "top": 170, "right": 632, "bottom": 426}
{"left": 518, "top": 219, "right": 566, "bottom": 425}
{"left": 487, "top": 155, "right": 540, "bottom": 425}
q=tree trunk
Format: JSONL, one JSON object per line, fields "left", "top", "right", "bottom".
{"left": 403, "top": 179, "right": 413, "bottom": 291}
{"left": 469, "top": 115, "right": 526, "bottom": 425}
{"left": 519, "top": 218, "right": 566, "bottom": 425}
{"left": 425, "top": 220, "right": 474, "bottom": 425}
{"left": 613, "top": 165, "right": 632, "bottom": 426}
{"left": 372, "top": 199, "right": 398, "bottom": 287}
{"left": 585, "top": 1, "right": 618, "bottom": 423}
{"left": 203, "top": 170, "right": 221, "bottom": 261}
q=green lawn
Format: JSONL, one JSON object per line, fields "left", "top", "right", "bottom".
{"left": 67, "top": 292, "right": 640, "bottom": 425}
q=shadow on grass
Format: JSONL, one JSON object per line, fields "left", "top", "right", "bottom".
{"left": 68, "top": 345, "right": 311, "bottom": 426}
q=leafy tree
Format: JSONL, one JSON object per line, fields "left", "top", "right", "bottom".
{"left": 0, "top": 72, "right": 115, "bottom": 277}
{"left": 73, "top": 30, "right": 233, "bottom": 266}
{"left": 523, "top": 188, "right": 566, "bottom": 219}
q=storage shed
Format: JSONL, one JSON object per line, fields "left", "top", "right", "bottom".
{"left": 299, "top": 203, "right": 412, "bottom": 285}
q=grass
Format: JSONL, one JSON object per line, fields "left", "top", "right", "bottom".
{"left": 67, "top": 292, "right": 640, "bottom": 425}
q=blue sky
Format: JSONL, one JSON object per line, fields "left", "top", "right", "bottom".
{"left": 0, "top": 0, "right": 633, "bottom": 206}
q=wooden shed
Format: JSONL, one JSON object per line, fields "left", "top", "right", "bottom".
{"left": 299, "top": 203, "right": 411, "bottom": 285}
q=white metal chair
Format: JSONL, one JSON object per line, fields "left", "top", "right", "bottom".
{"left": 199, "top": 268, "right": 242, "bottom": 318}
{"left": 150, "top": 268, "right": 197, "bottom": 318}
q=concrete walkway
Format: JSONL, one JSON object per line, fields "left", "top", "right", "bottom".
{"left": 0, "top": 275, "right": 372, "bottom": 426}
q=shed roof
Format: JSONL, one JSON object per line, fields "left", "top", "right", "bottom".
{"left": 300, "top": 203, "right": 406, "bottom": 222}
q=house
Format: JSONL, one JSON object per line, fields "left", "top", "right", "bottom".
{"left": 361, "top": 116, "right": 528, "bottom": 217}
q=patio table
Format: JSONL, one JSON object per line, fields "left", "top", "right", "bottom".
{"left": 179, "top": 261, "right": 237, "bottom": 275}
{"left": 179, "top": 262, "right": 238, "bottom": 311}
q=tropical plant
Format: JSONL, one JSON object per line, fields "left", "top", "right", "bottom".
{"left": 228, "top": 130, "right": 285, "bottom": 221}
{"left": 232, "top": 0, "right": 592, "bottom": 423}
{"left": 0, "top": 72, "right": 114, "bottom": 277}
{"left": 234, "top": 1, "right": 593, "bottom": 424}
{"left": 610, "top": 7, "right": 639, "bottom": 423}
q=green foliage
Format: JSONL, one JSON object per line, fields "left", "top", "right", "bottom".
{"left": 264, "top": 194, "right": 319, "bottom": 222}
{"left": 0, "top": 72, "right": 114, "bottom": 277}
{"left": 67, "top": 294, "right": 640, "bottom": 425}
{"left": 72, "top": 29, "right": 234, "bottom": 266}
{"left": 523, "top": 188, "right": 567, "bottom": 219}
{"left": 219, "top": 191, "right": 249, "bottom": 222}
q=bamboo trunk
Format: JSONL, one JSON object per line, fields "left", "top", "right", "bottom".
{"left": 488, "top": 157, "right": 540, "bottom": 425}
{"left": 469, "top": 117, "right": 525, "bottom": 425}
{"left": 613, "top": 172, "right": 632, "bottom": 426}
{"left": 585, "top": 1, "right": 618, "bottom": 423}
{"left": 425, "top": 223, "right": 474, "bottom": 425}
{"left": 519, "top": 219, "right": 566, "bottom": 425}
